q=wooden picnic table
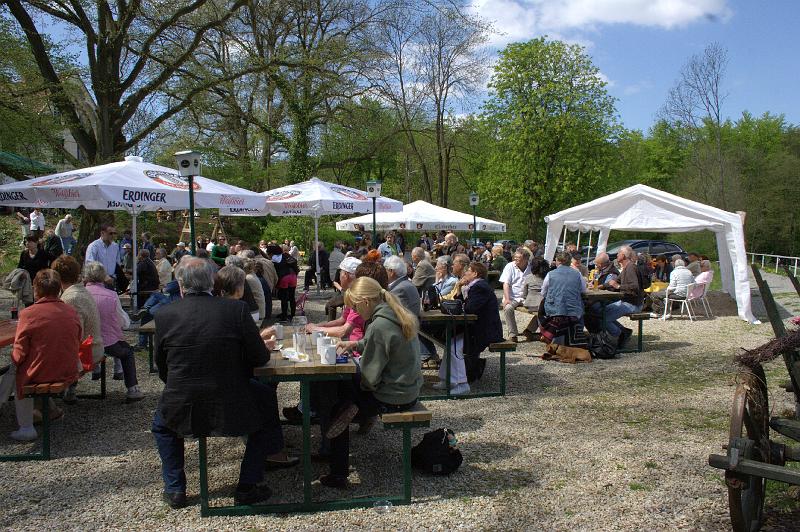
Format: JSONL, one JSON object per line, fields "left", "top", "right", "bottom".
{"left": 583, "top": 288, "right": 624, "bottom": 303}
{"left": 0, "top": 319, "right": 18, "bottom": 348}
{"left": 419, "top": 311, "right": 479, "bottom": 400}
{"left": 201, "top": 335, "right": 358, "bottom": 516}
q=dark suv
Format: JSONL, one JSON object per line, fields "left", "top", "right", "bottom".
{"left": 588, "top": 239, "right": 687, "bottom": 267}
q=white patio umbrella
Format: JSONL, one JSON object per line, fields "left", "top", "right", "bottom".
{"left": 335, "top": 199, "right": 507, "bottom": 233}
{"left": 223, "top": 177, "right": 403, "bottom": 293}
{"left": 0, "top": 156, "right": 264, "bottom": 308}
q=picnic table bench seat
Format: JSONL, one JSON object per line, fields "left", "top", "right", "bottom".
{"left": 619, "top": 312, "right": 650, "bottom": 353}
{"left": 0, "top": 381, "right": 69, "bottom": 462}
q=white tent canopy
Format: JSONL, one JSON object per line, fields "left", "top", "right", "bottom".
{"left": 335, "top": 200, "right": 506, "bottom": 233}
{"left": 543, "top": 184, "right": 757, "bottom": 323}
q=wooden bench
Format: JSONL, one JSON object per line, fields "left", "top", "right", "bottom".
{"left": 196, "top": 403, "right": 432, "bottom": 515}
{"left": 0, "top": 382, "right": 67, "bottom": 461}
{"left": 381, "top": 403, "right": 433, "bottom": 504}
{"left": 620, "top": 312, "right": 650, "bottom": 353}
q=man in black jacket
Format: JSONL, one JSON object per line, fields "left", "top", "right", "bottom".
{"left": 151, "top": 257, "right": 285, "bottom": 509}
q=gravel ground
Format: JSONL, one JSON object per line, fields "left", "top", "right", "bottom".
{"left": 1, "top": 285, "right": 799, "bottom": 531}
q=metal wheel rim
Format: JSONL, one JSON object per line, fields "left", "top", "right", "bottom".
{"left": 727, "top": 365, "right": 770, "bottom": 532}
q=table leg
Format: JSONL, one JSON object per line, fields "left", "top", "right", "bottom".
{"left": 148, "top": 333, "right": 155, "bottom": 373}
{"left": 444, "top": 320, "right": 452, "bottom": 398}
{"left": 301, "top": 379, "right": 312, "bottom": 505}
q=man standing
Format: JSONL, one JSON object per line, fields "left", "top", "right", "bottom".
{"left": 603, "top": 245, "right": 644, "bottom": 347}
{"left": 377, "top": 231, "right": 400, "bottom": 260}
{"left": 154, "top": 248, "right": 173, "bottom": 288}
{"left": 500, "top": 249, "right": 531, "bottom": 342}
{"left": 55, "top": 214, "right": 76, "bottom": 255}
{"left": 410, "top": 247, "right": 435, "bottom": 295}
{"left": 152, "top": 257, "right": 285, "bottom": 509}
{"left": 29, "top": 208, "right": 45, "bottom": 240}
{"left": 85, "top": 224, "right": 121, "bottom": 285}
{"left": 328, "top": 241, "right": 345, "bottom": 288}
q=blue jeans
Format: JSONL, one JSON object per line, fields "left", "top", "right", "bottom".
{"left": 138, "top": 293, "right": 171, "bottom": 346}
{"left": 60, "top": 236, "right": 75, "bottom": 255}
{"left": 151, "top": 379, "right": 283, "bottom": 493}
{"left": 603, "top": 300, "right": 642, "bottom": 337}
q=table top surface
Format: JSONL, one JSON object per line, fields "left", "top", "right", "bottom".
{"left": 139, "top": 320, "right": 156, "bottom": 333}
{"left": 583, "top": 289, "right": 623, "bottom": 302}
{"left": 0, "top": 319, "right": 18, "bottom": 347}
{"left": 254, "top": 337, "right": 356, "bottom": 376}
{"left": 419, "top": 310, "right": 478, "bottom": 322}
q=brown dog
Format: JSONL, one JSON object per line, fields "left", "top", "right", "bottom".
{"left": 541, "top": 343, "right": 592, "bottom": 364}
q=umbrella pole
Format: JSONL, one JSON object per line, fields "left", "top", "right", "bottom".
{"left": 315, "top": 215, "right": 321, "bottom": 295}
{"left": 586, "top": 231, "right": 593, "bottom": 265}
{"left": 132, "top": 208, "right": 138, "bottom": 312}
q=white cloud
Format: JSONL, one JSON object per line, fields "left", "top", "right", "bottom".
{"left": 595, "top": 71, "right": 615, "bottom": 88}
{"left": 471, "top": 0, "right": 732, "bottom": 48}
{"left": 621, "top": 80, "right": 653, "bottom": 95}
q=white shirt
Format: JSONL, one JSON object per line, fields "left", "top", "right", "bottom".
{"left": 29, "top": 211, "right": 45, "bottom": 231}
{"left": 206, "top": 242, "right": 215, "bottom": 252}
{"left": 499, "top": 261, "right": 531, "bottom": 302}
{"left": 85, "top": 238, "right": 120, "bottom": 278}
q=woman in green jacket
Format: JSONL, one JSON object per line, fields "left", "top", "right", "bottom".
{"left": 321, "top": 276, "right": 422, "bottom": 488}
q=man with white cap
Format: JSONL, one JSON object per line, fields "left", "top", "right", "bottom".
{"left": 172, "top": 242, "right": 190, "bottom": 263}
{"left": 305, "top": 257, "right": 363, "bottom": 339}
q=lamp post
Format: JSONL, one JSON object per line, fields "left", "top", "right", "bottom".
{"left": 469, "top": 191, "right": 479, "bottom": 246}
{"left": 175, "top": 150, "right": 201, "bottom": 255}
{"left": 366, "top": 180, "right": 382, "bottom": 248}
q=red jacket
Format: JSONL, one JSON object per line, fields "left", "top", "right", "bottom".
{"left": 12, "top": 296, "right": 81, "bottom": 398}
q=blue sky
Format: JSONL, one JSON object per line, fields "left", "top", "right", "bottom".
{"left": 471, "top": 0, "right": 799, "bottom": 132}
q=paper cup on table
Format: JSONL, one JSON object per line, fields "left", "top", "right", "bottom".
{"left": 321, "top": 344, "right": 337, "bottom": 365}
{"left": 293, "top": 332, "right": 306, "bottom": 355}
{"left": 310, "top": 330, "right": 323, "bottom": 344}
{"left": 274, "top": 324, "right": 284, "bottom": 340}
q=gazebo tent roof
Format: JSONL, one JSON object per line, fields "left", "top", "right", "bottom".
{"left": 335, "top": 200, "right": 506, "bottom": 233}
{"left": 543, "top": 184, "right": 757, "bottom": 323}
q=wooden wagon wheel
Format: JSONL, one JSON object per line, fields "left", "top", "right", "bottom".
{"left": 727, "top": 364, "right": 770, "bottom": 532}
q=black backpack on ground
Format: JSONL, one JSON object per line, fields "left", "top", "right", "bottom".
{"left": 587, "top": 330, "right": 619, "bottom": 359}
{"left": 411, "top": 428, "right": 463, "bottom": 475}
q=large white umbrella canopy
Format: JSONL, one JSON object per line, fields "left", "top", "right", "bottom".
{"left": 224, "top": 177, "right": 403, "bottom": 293}
{"left": 0, "top": 156, "right": 265, "bottom": 309}
{"left": 0, "top": 156, "right": 264, "bottom": 211}
{"left": 335, "top": 200, "right": 506, "bottom": 233}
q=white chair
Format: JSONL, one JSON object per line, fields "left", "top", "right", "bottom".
{"left": 694, "top": 282, "right": 713, "bottom": 318}
{"left": 663, "top": 283, "right": 697, "bottom": 321}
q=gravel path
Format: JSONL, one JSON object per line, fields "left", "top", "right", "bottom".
{"left": 1, "top": 287, "right": 798, "bottom": 531}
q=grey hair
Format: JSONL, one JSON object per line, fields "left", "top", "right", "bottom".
{"left": 216, "top": 265, "right": 245, "bottom": 296}
{"left": 452, "top": 253, "right": 470, "bottom": 266}
{"left": 384, "top": 255, "right": 407, "bottom": 276}
{"left": 175, "top": 256, "right": 216, "bottom": 294}
{"left": 618, "top": 245, "right": 636, "bottom": 261}
{"left": 155, "top": 247, "right": 166, "bottom": 258}
{"left": 238, "top": 249, "right": 256, "bottom": 259}
{"left": 411, "top": 247, "right": 425, "bottom": 260}
{"left": 242, "top": 258, "right": 256, "bottom": 274}
{"left": 435, "top": 256, "right": 452, "bottom": 273}
{"left": 700, "top": 259, "right": 711, "bottom": 269}
{"left": 671, "top": 254, "right": 682, "bottom": 263}
{"left": 674, "top": 259, "right": 686, "bottom": 267}
{"left": 224, "top": 255, "right": 244, "bottom": 269}
{"left": 83, "top": 261, "right": 108, "bottom": 283}
{"left": 524, "top": 240, "right": 534, "bottom": 247}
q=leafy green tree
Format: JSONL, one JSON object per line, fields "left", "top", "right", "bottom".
{"left": 479, "top": 37, "right": 618, "bottom": 238}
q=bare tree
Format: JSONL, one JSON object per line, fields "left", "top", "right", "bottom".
{"left": 662, "top": 42, "right": 731, "bottom": 208}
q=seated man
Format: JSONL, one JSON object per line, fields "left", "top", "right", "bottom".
{"left": 537, "top": 252, "right": 586, "bottom": 346}
{"left": 500, "top": 248, "right": 531, "bottom": 342}
{"left": 384, "top": 255, "right": 421, "bottom": 315}
{"left": 410, "top": 247, "right": 435, "bottom": 296}
{"left": 151, "top": 257, "right": 291, "bottom": 509}
{"left": 603, "top": 245, "right": 645, "bottom": 347}
{"left": 649, "top": 258, "right": 695, "bottom": 318}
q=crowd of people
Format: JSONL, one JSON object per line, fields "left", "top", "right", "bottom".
{"left": 1, "top": 211, "right": 716, "bottom": 509}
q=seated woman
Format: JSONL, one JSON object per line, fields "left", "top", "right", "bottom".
{"left": 653, "top": 255, "right": 672, "bottom": 283}
{"left": 453, "top": 262, "right": 504, "bottom": 385}
{"left": 84, "top": 262, "right": 143, "bottom": 402}
{"left": 519, "top": 257, "right": 551, "bottom": 342}
{"left": 431, "top": 256, "right": 457, "bottom": 300}
{"left": 537, "top": 252, "right": 587, "bottom": 346}
{"left": 51, "top": 256, "right": 105, "bottom": 404}
{"left": 322, "top": 277, "right": 423, "bottom": 488}
{"left": 9, "top": 269, "right": 81, "bottom": 441}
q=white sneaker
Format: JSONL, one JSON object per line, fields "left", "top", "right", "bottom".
{"left": 450, "top": 383, "right": 471, "bottom": 395}
{"left": 649, "top": 312, "right": 659, "bottom": 319}
{"left": 10, "top": 426, "right": 37, "bottom": 441}
{"left": 660, "top": 314, "right": 672, "bottom": 321}
{"left": 126, "top": 385, "right": 144, "bottom": 402}
{"left": 432, "top": 381, "right": 448, "bottom": 390}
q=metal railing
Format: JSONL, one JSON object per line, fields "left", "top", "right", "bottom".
{"left": 748, "top": 252, "right": 800, "bottom": 276}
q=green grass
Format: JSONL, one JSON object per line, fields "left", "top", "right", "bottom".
{"left": 629, "top": 482, "right": 651, "bottom": 491}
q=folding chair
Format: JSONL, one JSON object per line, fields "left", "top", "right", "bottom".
{"left": 663, "top": 283, "right": 696, "bottom": 321}
{"left": 695, "top": 282, "right": 713, "bottom": 318}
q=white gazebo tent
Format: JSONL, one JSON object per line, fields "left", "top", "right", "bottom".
{"left": 0, "top": 156, "right": 265, "bottom": 308}
{"left": 543, "top": 184, "right": 757, "bottom": 323}
{"left": 223, "top": 177, "right": 403, "bottom": 292}
{"left": 335, "top": 200, "right": 506, "bottom": 233}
